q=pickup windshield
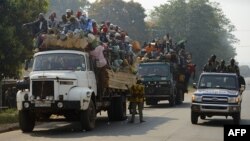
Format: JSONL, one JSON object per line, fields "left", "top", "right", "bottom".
{"left": 33, "top": 53, "right": 86, "bottom": 71}
{"left": 138, "top": 64, "right": 170, "bottom": 77}
{"left": 198, "top": 75, "right": 237, "bottom": 90}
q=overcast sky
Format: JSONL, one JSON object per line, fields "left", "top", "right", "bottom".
{"left": 89, "top": 0, "right": 250, "bottom": 65}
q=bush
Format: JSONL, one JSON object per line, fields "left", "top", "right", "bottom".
{"left": 0, "top": 108, "right": 18, "bottom": 124}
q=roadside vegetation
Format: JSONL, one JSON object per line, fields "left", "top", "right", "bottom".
{"left": 0, "top": 109, "right": 18, "bottom": 124}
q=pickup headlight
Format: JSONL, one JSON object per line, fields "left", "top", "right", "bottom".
{"left": 192, "top": 94, "right": 202, "bottom": 102}
{"left": 228, "top": 97, "right": 240, "bottom": 103}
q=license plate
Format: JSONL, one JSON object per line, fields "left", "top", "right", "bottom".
{"left": 35, "top": 101, "right": 51, "bottom": 107}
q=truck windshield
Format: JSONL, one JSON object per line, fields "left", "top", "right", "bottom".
{"left": 138, "top": 64, "right": 169, "bottom": 77}
{"left": 198, "top": 75, "right": 237, "bottom": 90}
{"left": 33, "top": 53, "right": 86, "bottom": 71}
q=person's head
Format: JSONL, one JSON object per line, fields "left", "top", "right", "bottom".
{"left": 66, "top": 9, "right": 72, "bottom": 17}
{"left": 221, "top": 59, "right": 225, "bottom": 65}
{"left": 38, "top": 13, "right": 45, "bottom": 20}
{"left": 61, "top": 14, "right": 67, "bottom": 22}
{"left": 230, "top": 58, "right": 235, "bottom": 65}
{"left": 211, "top": 54, "right": 216, "bottom": 61}
{"left": 76, "top": 10, "right": 82, "bottom": 19}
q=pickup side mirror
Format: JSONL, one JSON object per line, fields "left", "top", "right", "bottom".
{"left": 240, "top": 85, "right": 245, "bottom": 93}
{"left": 193, "top": 83, "right": 197, "bottom": 89}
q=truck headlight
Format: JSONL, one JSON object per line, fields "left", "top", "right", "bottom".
{"left": 24, "top": 102, "right": 30, "bottom": 108}
{"left": 228, "top": 97, "right": 240, "bottom": 103}
{"left": 192, "top": 95, "right": 202, "bottom": 102}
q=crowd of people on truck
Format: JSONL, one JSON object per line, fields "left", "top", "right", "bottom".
{"left": 203, "top": 54, "right": 245, "bottom": 88}
{"left": 203, "top": 54, "right": 239, "bottom": 74}
{"left": 23, "top": 9, "right": 140, "bottom": 74}
{"left": 139, "top": 33, "right": 196, "bottom": 93}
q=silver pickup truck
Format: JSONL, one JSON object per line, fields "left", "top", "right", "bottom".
{"left": 191, "top": 72, "right": 245, "bottom": 124}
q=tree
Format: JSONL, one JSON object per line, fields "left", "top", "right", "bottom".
{"left": 149, "top": 0, "right": 237, "bottom": 71}
{"left": 0, "top": 0, "right": 48, "bottom": 80}
{"left": 89, "top": 0, "right": 148, "bottom": 42}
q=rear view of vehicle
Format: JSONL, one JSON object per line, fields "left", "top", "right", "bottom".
{"left": 191, "top": 73, "right": 244, "bottom": 124}
{"left": 138, "top": 62, "right": 176, "bottom": 106}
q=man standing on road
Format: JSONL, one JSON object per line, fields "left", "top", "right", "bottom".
{"left": 128, "top": 80, "right": 145, "bottom": 123}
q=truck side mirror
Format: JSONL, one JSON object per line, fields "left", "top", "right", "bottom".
{"left": 193, "top": 83, "right": 197, "bottom": 89}
{"left": 240, "top": 85, "right": 245, "bottom": 93}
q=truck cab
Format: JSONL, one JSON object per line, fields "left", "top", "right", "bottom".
{"left": 191, "top": 72, "right": 245, "bottom": 124}
{"left": 17, "top": 50, "right": 98, "bottom": 132}
{"left": 138, "top": 61, "right": 177, "bottom": 106}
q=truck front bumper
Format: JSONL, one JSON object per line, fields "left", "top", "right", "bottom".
{"left": 191, "top": 103, "right": 240, "bottom": 115}
{"left": 21, "top": 100, "right": 80, "bottom": 110}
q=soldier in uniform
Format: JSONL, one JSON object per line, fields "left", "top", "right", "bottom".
{"left": 217, "top": 59, "right": 227, "bottom": 73}
{"left": 128, "top": 80, "right": 145, "bottom": 123}
{"left": 210, "top": 54, "right": 219, "bottom": 71}
{"left": 203, "top": 58, "right": 216, "bottom": 72}
{"left": 227, "top": 58, "right": 239, "bottom": 74}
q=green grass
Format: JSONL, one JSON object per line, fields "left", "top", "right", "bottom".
{"left": 0, "top": 108, "right": 18, "bottom": 124}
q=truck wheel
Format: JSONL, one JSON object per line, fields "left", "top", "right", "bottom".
{"left": 176, "top": 89, "right": 183, "bottom": 105}
{"left": 145, "top": 99, "right": 158, "bottom": 105}
{"left": 19, "top": 110, "right": 35, "bottom": 132}
{"left": 169, "top": 90, "right": 176, "bottom": 107}
{"left": 191, "top": 111, "right": 198, "bottom": 124}
{"left": 80, "top": 100, "right": 96, "bottom": 131}
{"left": 200, "top": 115, "right": 206, "bottom": 120}
{"left": 108, "top": 95, "right": 127, "bottom": 121}
{"left": 232, "top": 112, "right": 241, "bottom": 125}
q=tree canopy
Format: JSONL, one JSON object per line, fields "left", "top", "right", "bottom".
{"left": 150, "top": 0, "right": 237, "bottom": 70}
{"left": 0, "top": 0, "right": 48, "bottom": 80}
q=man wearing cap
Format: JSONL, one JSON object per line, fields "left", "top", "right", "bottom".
{"left": 66, "top": 9, "right": 73, "bottom": 21}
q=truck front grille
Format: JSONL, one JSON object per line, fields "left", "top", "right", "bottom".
{"left": 202, "top": 96, "right": 228, "bottom": 104}
{"left": 32, "top": 81, "right": 54, "bottom": 99}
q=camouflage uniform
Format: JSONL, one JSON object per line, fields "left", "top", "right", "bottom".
{"left": 128, "top": 83, "right": 145, "bottom": 123}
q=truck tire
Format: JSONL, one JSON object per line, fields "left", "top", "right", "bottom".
{"left": 145, "top": 99, "right": 158, "bottom": 105}
{"left": 19, "top": 110, "right": 35, "bottom": 132}
{"left": 176, "top": 89, "right": 183, "bottom": 105}
{"left": 108, "top": 95, "right": 127, "bottom": 121}
{"left": 233, "top": 112, "right": 241, "bottom": 125}
{"left": 80, "top": 100, "right": 96, "bottom": 131}
{"left": 191, "top": 111, "right": 198, "bottom": 124}
{"left": 169, "top": 89, "right": 176, "bottom": 107}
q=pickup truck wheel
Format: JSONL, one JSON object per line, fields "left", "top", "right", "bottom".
{"left": 191, "top": 111, "right": 198, "bottom": 124}
{"left": 233, "top": 113, "right": 241, "bottom": 125}
{"left": 80, "top": 100, "right": 96, "bottom": 131}
{"left": 19, "top": 110, "right": 35, "bottom": 132}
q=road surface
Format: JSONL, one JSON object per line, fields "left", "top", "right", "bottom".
{"left": 0, "top": 78, "right": 249, "bottom": 141}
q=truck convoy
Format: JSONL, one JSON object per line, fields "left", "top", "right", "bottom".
{"left": 191, "top": 72, "right": 245, "bottom": 124}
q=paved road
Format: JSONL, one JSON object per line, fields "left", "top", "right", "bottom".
{"left": 0, "top": 78, "right": 249, "bottom": 141}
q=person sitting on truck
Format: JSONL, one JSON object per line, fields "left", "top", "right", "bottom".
{"left": 210, "top": 54, "right": 219, "bottom": 71}
{"left": 227, "top": 58, "right": 240, "bottom": 74}
{"left": 203, "top": 58, "right": 216, "bottom": 72}
{"left": 128, "top": 80, "right": 145, "bottom": 123}
{"left": 217, "top": 59, "right": 227, "bottom": 73}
